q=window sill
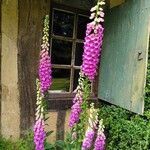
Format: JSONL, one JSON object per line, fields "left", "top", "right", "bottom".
{"left": 46, "top": 92, "right": 99, "bottom": 110}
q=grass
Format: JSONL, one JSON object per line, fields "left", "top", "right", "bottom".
{"left": 50, "top": 78, "right": 70, "bottom": 91}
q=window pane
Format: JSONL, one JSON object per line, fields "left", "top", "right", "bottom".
{"left": 73, "top": 69, "right": 80, "bottom": 90}
{"left": 53, "top": 10, "right": 74, "bottom": 37}
{"left": 51, "top": 68, "right": 70, "bottom": 92}
{"left": 75, "top": 43, "right": 84, "bottom": 66}
{"left": 77, "top": 15, "right": 90, "bottom": 39}
{"left": 51, "top": 39, "right": 72, "bottom": 65}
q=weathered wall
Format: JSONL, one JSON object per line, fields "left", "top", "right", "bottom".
{"left": 45, "top": 110, "right": 71, "bottom": 143}
{"left": 18, "top": 0, "right": 50, "bottom": 136}
{"left": 1, "top": 0, "right": 20, "bottom": 138}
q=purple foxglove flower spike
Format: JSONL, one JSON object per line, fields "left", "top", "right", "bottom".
{"left": 34, "top": 119, "right": 46, "bottom": 150}
{"left": 81, "top": 0, "right": 105, "bottom": 81}
{"left": 69, "top": 0, "right": 106, "bottom": 128}
{"left": 82, "top": 103, "right": 99, "bottom": 150}
{"left": 94, "top": 132, "right": 106, "bottom": 150}
{"left": 34, "top": 15, "right": 52, "bottom": 150}
{"left": 69, "top": 90, "right": 82, "bottom": 128}
{"left": 94, "top": 119, "right": 106, "bottom": 150}
{"left": 82, "top": 127, "right": 95, "bottom": 150}
{"left": 39, "top": 15, "right": 52, "bottom": 95}
{"left": 69, "top": 1, "right": 106, "bottom": 149}
{"left": 34, "top": 79, "right": 46, "bottom": 150}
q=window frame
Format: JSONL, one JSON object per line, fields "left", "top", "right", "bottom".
{"left": 48, "top": 2, "right": 98, "bottom": 100}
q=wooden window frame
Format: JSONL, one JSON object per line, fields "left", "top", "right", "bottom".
{"left": 48, "top": 2, "right": 98, "bottom": 101}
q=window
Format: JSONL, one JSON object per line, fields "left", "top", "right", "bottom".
{"left": 49, "top": 4, "right": 91, "bottom": 97}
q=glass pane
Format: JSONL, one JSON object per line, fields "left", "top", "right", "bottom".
{"left": 77, "top": 15, "right": 90, "bottom": 39}
{"left": 51, "top": 39, "right": 72, "bottom": 65}
{"left": 73, "top": 69, "right": 80, "bottom": 90}
{"left": 51, "top": 68, "right": 70, "bottom": 92}
{"left": 75, "top": 43, "right": 84, "bottom": 66}
{"left": 53, "top": 10, "right": 74, "bottom": 37}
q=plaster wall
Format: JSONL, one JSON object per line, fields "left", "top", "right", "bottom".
{"left": 46, "top": 110, "right": 71, "bottom": 143}
{"left": 1, "top": 0, "right": 20, "bottom": 139}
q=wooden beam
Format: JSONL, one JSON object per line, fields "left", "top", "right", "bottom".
{"left": 18, "top": 0, "right": 50, "bottom": 136}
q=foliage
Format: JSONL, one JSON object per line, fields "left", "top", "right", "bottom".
{"left": 0, "top": 130, "right": 34, "bottom": 150}
{"left": 98, "top": 104, "right": 150, "bottom": 150}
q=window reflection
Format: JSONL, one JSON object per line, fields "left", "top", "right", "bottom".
{"left": 53, "top": 10, "right": 74, "bottom": 37}
{"left": 77, "top": 15, "right": 90, "bottom": 39}
{"left": 73, "top": 69, "right": 80, "bottom": 90}
{"left": 51, "top": 39, "right": 72, "bottom": 65}
{"left": 51, "top": 69, "right": 70, "bottom": 92}
{"left": 75, "top": 43, "right": 84, "bottom": 66}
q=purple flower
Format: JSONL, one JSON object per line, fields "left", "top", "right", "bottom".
{"left": 39, "top": 49, "right": 52, "bottom": 94}
{"left": 34, "top": 119, "right": 46, "bottom": 150}
{"left": 73, "top": 92, "right": 83, "bottom": 104}
{"left": 34, "top": 15, "right": 51, "bottom": 150}
{"left": 82, "top": 128, "right": 95, "bottom": 150}
{"left": 81, "top": 23, "right": 104, "bottom": 81}
{"left": 69, "top": 101, "right": 82, "bottom": 128}
{"left": 94, "top": 132, "right": 106, "bottom": 150}
{"left": 38, "top": 15, "right": 52, "bottom": 95}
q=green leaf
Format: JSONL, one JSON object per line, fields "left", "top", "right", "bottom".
{"left": 45, "top": 142, "right": 55, "bottom": 150}
{"left": 55, "top": 140, "right": 65, "bottom": 148}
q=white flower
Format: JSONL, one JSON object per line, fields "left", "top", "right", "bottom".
{"left": 97, "top": 11, "right": 105, "bottom": 17}
{"left": 99, "top": 7, "right": 103, "bottom": 11}
{"left": 98, "top": 1, "right": 105, "bottom": 5}
{"left": 100, "top": 11, "right": 105, "bottom": 17}
{"left": 40, "top": 113, "right": 44, "bottom": 119}
{"left": 90, "top": 6, "right": 97, "bottom": 12}
{"left": 95, "top": 17, "right": 104, "bottom": 23}
{"left": 89, "top": 13, "right": 95, "bottom": 19}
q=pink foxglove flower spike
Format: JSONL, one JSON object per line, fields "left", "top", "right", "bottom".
{"left": 69, "top": 77, "right": 83, "bottom": 128}
{"left": 82, "top": 128, "right": 95, "bottom": 150}
{"left": 82, "top": 103, "right": 99, "bottom": 150}
{"left": 34, "top": 118, "right": 46, "bottom": 150}
{"left": 94, "top": 119, "right": 106, "bottom": 150}
{"left": 69, "top": 0, "right": 105, "bottom": 128}
{"left": 34, "top": 15, "right": 52, "bottom": 150}
{"left": 39, "top": 15, "right": 52, "bottom": 95}
{"left": 69, "top": 0, "right": 106, "bottom": 148}
{"left": 34, "top": 79, "right": 46, "bottom": 150}
{"left": 81, "top": 0, "right": 105, "bottom": 81}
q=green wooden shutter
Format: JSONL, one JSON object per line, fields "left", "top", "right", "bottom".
{"left": 98, "top": 0, "right": 150, "bottom": 114}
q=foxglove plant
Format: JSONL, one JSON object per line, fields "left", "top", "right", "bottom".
{"left": 82, "top": 128, "right": 95, "bottom": 150}
{"left": 69, "top": 0, "right": 106, "bottom": 148}
{"left": 39, "top": 15, "right": 52, "bottom": 95}
{"left": 34, "top": 80, "right": 46, "bottom": 150}
{"left": 82, "top": 103, "right": 98, "bottom": 150}
{"left": 94, "top": 120, "right": 106, "bottom": 150}
{"left": 69, "top": 73, "right": 83, "bottom": 128}
{"left": 81, "top": 0, "right": 105, "bottom": 81}
{"left": 34, "top": 15, "right": 52, "bottom": 150}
